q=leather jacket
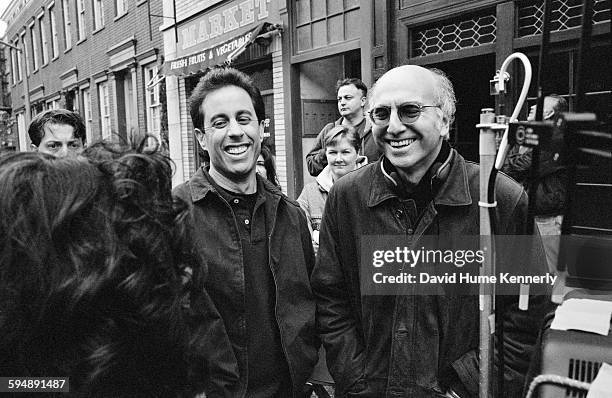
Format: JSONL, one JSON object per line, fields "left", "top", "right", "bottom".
{"left": 312, "top": 148, "right": 552, "bottom": 397}
{"left": 174, "top": 168, "right": 319, "bottom": 397}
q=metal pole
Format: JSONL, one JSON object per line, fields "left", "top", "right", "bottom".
{"left": 478, "top": 109, "right": 497, "bottom": 398}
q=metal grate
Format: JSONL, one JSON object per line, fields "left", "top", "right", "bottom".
{"left": 518, "top": 0, "right": 611, "bottom": 37}
{"left": 412, "top": 13, "right": 496, "bottom": 57}
{"left": 565, "top": 358, "right": 601, "bottom": 397}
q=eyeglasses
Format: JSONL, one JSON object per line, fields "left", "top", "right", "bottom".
{"left": 368, "top": 103, "right": 440, "bottom": 126}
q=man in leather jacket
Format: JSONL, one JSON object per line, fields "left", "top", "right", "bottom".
{"left": 312, "top": 65, "right": 551, "bottom": 397}
{"left": 174, "top": 67, "right": 318, "bottom": 397}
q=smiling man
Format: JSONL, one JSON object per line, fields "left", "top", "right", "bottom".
{"left": 312, "top": 65, "right": 550, "bottom": 397}
{"left": 28, "top": 109, "right": 86, "bottom": 157}
{"left": 173, "top": 67, "right": 318, "bottom": 398}
{"left": 305, "top": 78, "right": 381, "bottom": 176}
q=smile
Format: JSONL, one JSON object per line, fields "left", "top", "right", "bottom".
{"left": 389, "top": 138, "right": 416, "bottom": 148}
{"left": 225, "top": 144, "right": 250, "bottom": 155}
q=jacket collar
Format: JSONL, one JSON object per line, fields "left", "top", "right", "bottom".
{"left": 367, "top": 146, "right": 472, "bottom": 208}
{"left": 188, "top": 166, "right": 282, "bottom": 203}
{"left": 316, "top": 165, "right": 334, "bottom": 193}
{"left": 337, "top": 116, "right": 371, "bottom": 139}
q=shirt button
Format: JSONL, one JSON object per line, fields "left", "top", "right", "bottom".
{"left": 407, "top": 228, "right": 414, "bottom": 234}
{"left": 244, "top": 219, "right": 250, "bottom": 225}
{"left": 233, "top": 198, "right": 239, "bottom": 204}
{"left": 395, "top": 209, "right": 403, "bottom": 218}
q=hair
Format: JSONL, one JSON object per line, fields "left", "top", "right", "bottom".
{"left": 336, "top": 77, "right": 368, "bottom": 98}
{"left": 28, "top": 109, "right": 87, "bottom": 146}
{"left": 547, "top": 94, "right": 569, "bottom": 114}
{"left": 0, "top": 140, "right": 210, "bottom": 397}
{"left": 259, "top": 144, "right": 280, "bottom": 188}
{"left": 324, "top": 125, "right": 361, "bottom": 152}
{"left": 427, "top": 67, "right": 457, "bottom": 130}
{"left": 189, "top": 67, "right": 265, "bottom": 131}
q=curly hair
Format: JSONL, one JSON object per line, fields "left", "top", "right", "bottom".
{"left": 0, "top": 140, "right": 215, "bottom": 397}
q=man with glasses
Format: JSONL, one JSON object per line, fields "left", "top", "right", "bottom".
{"left": 305, "top": 78, "right": 381, "bottom": 176}
{"left": 174, "top": 67, "right": 318, "bottom": 397}
{"left": 312, "top": 65, "right": 549, "bottom": 397}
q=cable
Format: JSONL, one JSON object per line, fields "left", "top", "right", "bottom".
{"left": 525, "top": 374, "right": 590, "bottom": 398}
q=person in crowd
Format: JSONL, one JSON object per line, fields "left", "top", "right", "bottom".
{"left": 0, "top": 141, "right": 238, "bottom": 397}
{"left": 503, "top": 94, "right": 569, "bottom": 272}
{"left": 256, "top": 143, "right": 281, "bottom": 188}
{"left": 311, "top": 65, "right": 551, "bottom": 397}
{"left": 305, "top": 78, "right": 381, "bottom": 176}
{"left": 28, "top": 109, "right": 86, "bottom": 157}
{"left": 174, "top": 67, "right": 318, "bottom": 397}
{"left": 298, "top": 125, "right": 367, "bottom": 251}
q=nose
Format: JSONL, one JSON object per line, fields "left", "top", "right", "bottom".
{"left": 57, "top": 145, "right": 69, "bottom": 158}
{"left": 226, "top": 119, "right": 244, "bottom": 136}
{"left": 386, "top": 108, "right": 406, "bottom": 134}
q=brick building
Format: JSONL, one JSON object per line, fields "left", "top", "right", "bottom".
{"left": 1, "top": 0, "right": 166, "bottom": 150}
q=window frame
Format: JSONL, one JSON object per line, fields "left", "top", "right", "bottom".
{"left": 144, "top": 64, "right": 161, "bottom": 136}
{"left": 98, "top": 81, "right": 111, "bottom": 138}
{"left": 82, "top": 87, "right": 93, "bottom": 142}
{"left": 115, "top": 0, "right": 127, "bottom": 17}
{"left": 93, "top": 0, "right": 105, "bottom": 31}
{"left": 29, "top": 23, "right": 39, "bottom": 71}
{"left": 76, "top": 0, "right": 86, "bottom": 41}
{"left": 62, "top": 0, "right": 72, "bottom": 49}
{"left": 49, "top": 5, "right": 59, "bottom": 58}
{"left": 38, "top": 14, "right": 49, "bottom": 65}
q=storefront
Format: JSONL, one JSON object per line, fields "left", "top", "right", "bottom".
{"left": 161, "top": 0, "right": 289, "bottom": 191}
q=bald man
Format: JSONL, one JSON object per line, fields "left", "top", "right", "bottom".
{"left": 312, "top": 65, "right": 550, "bottom": 397}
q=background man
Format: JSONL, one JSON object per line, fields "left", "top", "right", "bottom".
{"left": 28, "top": 109, "right": 86, "bottom": 157}
{"left": 312, "top": 65, "right": 550, "bottom": 397}
{"left": 173, "top": 67, "right": 318, "bottom": 398}
{"left": 305, "top": 78, "right": 381, "bottom": 176}
{"left": 503, "top": 94, "right": 569, "bottom": 272}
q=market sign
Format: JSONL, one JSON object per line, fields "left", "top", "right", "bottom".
{"left": 165, "top": 23, "right": 265, "bottom": 76}
{"left": 175, "top": 0, "right": 276, "bottom": 59}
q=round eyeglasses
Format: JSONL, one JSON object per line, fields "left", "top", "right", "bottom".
{"left": 368, "top": 102, "right": 440, "bottom": 126}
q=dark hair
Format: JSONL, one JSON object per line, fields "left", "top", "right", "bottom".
{"left": 0, "top": 142, "right": 211, "bottom": 397}
{"left": 189, "top": 67, "right": 265, "bottom": 130}
{"left": 324, "top": 125, "right": 361, "bottom": 152}
{"left": 336, "top": 78, "right": 368, "bottom": 98}
{"left": 259, "top": 144, "right": 280, "bottom": 188}
{"left": 28, "top": 109, "right": 87, "bottom": 146}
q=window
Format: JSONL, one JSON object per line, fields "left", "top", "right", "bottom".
{"left": 10, "top": 47, "right": 17, "bottom": 84}
{"left": 94, "top": 0, "right": 105, "bottom": 30}
{"left": 115, "top": 0, "right": 127, "bottom": 16}
{"left": 98, "top": 81, "right": 111, "bottom": 138}
{"left": 82, "top": 88, "right": 92, "bottom": 141}
{"left": 39, "top": 15, "right": 49, "bottom": 65}
{"left": 47, "top": 99, "right": 60, "bottom": 109}
{"left": 145, "top": 65, "right": 161, "bottom": 135}
{"left": 62, "top": 0, "right": 72, "bottom": 48}
{"left": 76, "top": 0, "right": 85, "bottom": 40}
{"left": 50, "top": 6, "right": 59, "bottom": 57}
{"left": 17, "top": 34, "right": 25, "bottom": 77}
{"left": 29, "top": 25, "right": 39, "bottom": 70}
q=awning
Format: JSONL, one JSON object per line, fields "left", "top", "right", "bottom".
{"left": 164, "top": 23, "right": 267, "bottom": 77}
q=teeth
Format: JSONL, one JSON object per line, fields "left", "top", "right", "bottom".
{"left": 227, "top": 145, "right": 248, "bottom": 154}
{"left": 390, "top": 138, "right": 416, "bottom": 147}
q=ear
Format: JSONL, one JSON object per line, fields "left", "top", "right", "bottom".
{"left": 31, "top": 143, "right": 39, "bottom": 151}
{"left": 438, "top": 116, "right": 450, "bottom": 140}
{"left": 194, "top": 128, "right": 207, "bottom": 151}
{"left": 361, "top": 96, "right": 367, "bottom": 108}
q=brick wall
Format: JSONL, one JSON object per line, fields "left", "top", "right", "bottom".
{"left": 4, "top": 0, "right": 164, "bottom": 146}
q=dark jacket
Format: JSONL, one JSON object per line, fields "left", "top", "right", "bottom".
{"left": 502, "top": 146, "right": 567, "bottom": 216}
{"left": 306, "top": 117, "right": 381, "bottom": 176}
{"left": 312, "top": 149, "right": 551, "bottom": 397}
{"left": 173, "top": 168, "right": 319, "bottom": 398}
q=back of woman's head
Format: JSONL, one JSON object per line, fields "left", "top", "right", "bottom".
{"left": 0, "top": 142, "right": 206, "bottom": 397}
